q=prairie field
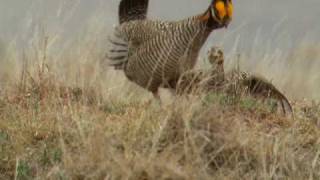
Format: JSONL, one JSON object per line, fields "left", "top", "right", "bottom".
{"left": 1, "top": 0, "right": 320, "bottom": 179}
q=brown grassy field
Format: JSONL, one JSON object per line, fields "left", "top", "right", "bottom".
{"left": 0, "top": 27, "right": 320, "bottom": 180}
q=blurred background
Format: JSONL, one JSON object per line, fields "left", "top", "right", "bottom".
{"left": 0, "top": 0, "right": 319, "bottom": 100}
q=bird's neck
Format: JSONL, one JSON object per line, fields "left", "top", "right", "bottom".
{"left": 198, "top": 8, "right": 221, "bottom": 30}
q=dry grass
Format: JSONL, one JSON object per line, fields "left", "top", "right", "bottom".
{"left": 0, "top": 4, "right": 320, "bottom": 178}
{"left": 0, "top": 32, "right": 320, "bottom": 180}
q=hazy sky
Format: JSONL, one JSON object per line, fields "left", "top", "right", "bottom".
{"left": 0, "top": 0, "right": 319, "bottom": 51}
{"left": 0, "top": 0, "right": 319, "bottom": 99}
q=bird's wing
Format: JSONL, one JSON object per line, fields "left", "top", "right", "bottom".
{"left": 119, "top": 0, "right": 149, "bottom": 24}
{"left": 243, "top": 76, "right": 293, "bottom": 115}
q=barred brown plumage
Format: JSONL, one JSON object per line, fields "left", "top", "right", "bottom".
{"left": 171, "top": 47, "right": 293, "bottom": 116}
{"left": 107, "top": 0, "right": 233, "bottom": 98}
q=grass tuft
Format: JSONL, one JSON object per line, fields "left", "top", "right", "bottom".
{"left": 0, "top": 24, "right": 319, "bottom": 180}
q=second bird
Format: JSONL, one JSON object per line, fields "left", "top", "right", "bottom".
{"left": 108, "top": 0, "right": 233, "bottom": 98}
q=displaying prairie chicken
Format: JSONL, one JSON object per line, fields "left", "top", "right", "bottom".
{"left": 107, "top": 0, "right": 233, "bottom": 98}
{"left": 173, "top": 47, "right": 293, "bottom": 115}
{"left": 207, "top": 48, "right": 292, "bottom": 115}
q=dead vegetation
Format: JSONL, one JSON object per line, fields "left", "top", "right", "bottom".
{"left": 0, "top": 45, "right": 319, "bottom": 179}
{"left": 0, "top": 15, "right": 319, "bottom": 179}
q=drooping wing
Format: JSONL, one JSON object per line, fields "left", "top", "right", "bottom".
{"left": 119, "top": 0, "right": 149, "bottom": 24}
{"left": 243, "top": 76, "right": 293, "bottom": 116}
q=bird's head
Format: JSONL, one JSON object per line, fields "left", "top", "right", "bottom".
{"left": 205, "top": 0, "right": 233, "bottom": 28}
{"left": 207, "top": 46, "right": 224, "bottom": 67}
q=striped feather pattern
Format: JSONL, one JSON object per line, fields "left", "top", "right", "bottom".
{"left": 107, "top": 0, "right": 233, "bottom": 97}
{"left": 106, "top": 28, "right": 129, "bottom": 70}
{"left": 114, "top": 16, "right": 211, "bottom": 92}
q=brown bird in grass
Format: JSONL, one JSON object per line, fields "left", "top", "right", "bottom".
{"left": 171, "top": 47, "right": 293, "bottom": 116}
{"left": 107, "top": 0, "right": 233, "bottom": 99}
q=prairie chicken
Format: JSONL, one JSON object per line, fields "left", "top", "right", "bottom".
{"left": 107, "top": 0, "right": 233, "bottom": 98}
{"left": 206, "top": 47, "right": 293, "bottom": 115}
{"left": 173, "top": 47, "right": 293, "bottom": 115}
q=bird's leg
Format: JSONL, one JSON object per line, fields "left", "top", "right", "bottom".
{"left": 168, "top": 88, "right": 180, "bottom": 103}
{"left": 152, "top": 91, "right": 162, "bottom": 106}
{"left": 144, "top": 90, "right": 161, "bottom": 107}
{"left": 153, "top": 90, "right": 160, "bottom": 100}
{"left": 168, "top": 88, "right": 177, "bottom": 97}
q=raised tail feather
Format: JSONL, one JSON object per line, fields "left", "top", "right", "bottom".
{"left": 119, "top": 0, "right": 149, "bottom": 24}
{"left": 109, "top": 0, "right": 149, "bottom": 69}
{"left": 106, "top": 31, "right": 129, "bottom": 70}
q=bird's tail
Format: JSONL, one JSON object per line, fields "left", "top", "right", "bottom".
{"left": 106, "top": 31, "right": 129, "bottom": 70}
{"left": 119, "top": 0, "right": 149, "bottom": 24}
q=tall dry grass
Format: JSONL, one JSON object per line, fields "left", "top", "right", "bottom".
{"left": 0, "top": 1, "right": 320, "bottom": 179}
